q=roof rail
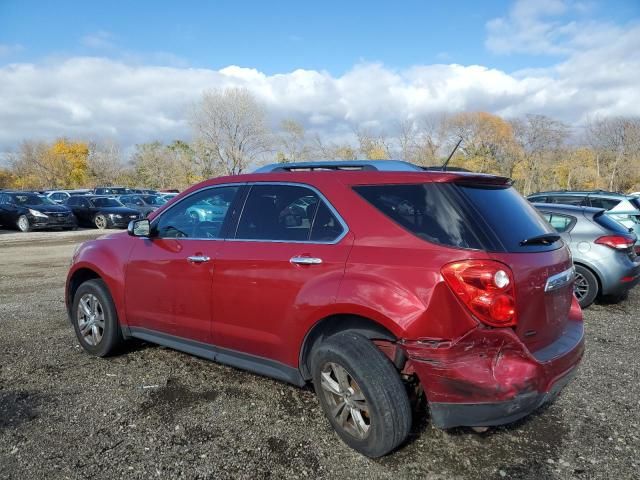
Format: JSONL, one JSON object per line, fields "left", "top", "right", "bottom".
{"left": 253, "top": 160, "right": 424, "bottom": 173}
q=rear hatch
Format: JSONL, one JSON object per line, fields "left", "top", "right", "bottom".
{"left": 457, "top": 183, "right": 574, "bottom": 353}
{"left": 354, "top": 176, "right": 574, "bottom": 353}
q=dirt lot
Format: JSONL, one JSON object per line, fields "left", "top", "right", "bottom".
{"left": 0, "top": 230, "right": 639, "bottom": 479}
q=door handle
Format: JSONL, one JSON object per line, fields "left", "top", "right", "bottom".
{"left": 290, "top": 256, "right": 323, "bottom": 265}
{"left": 187, "top": 255, "right": 211, "bottom": 264}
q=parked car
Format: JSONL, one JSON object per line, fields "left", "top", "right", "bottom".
{"left": 128, "top": 188, "right": 158, "bottom": 195}
{"left": 65, "top": 195, "right": 141, "bottom": 229}
{"left": 117, "top": 194, "right": 167, "bottom": 217}
{"left": 534, "top": 203, "right": 640, "bottom": 307}
{"left": 93, "top": 186, "right": 132, "bottom": 196}
{"left": 44, "top": 189, "right": 92, "bottom": 204}
{"left": 159, "top": 192, "right": 178, "bottom": 201}
{"left": 528, "top": 190, "right": 640, "bottom": 252}
{"left": 0, "top": 191, "right": 77, "bottom": 231}
{"left": 66, "top": 160, "right": 584, "bottom": 457}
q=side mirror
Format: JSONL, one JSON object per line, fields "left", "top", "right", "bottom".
{"left": 128, "top": 219, "right": 151, "bottom": 237}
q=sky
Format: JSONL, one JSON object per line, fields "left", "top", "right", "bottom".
{"left": 1, "top": 0, "right": 639, "bottom": 154}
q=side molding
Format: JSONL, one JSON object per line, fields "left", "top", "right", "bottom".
{"left": 128, "top": 327, "right": 306, "bottom": 387}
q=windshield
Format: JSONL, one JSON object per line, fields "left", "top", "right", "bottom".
{"left": 38, "top": 196, "right": 57, "bottom": 205}
{"left": 90, "top": 197, "right": 123, "bottom": 208}
{"left": 11, "top": 193, "right": 45, "bottom": 205}
{"left": 142, "top": 195, "right": 166, "bottom": 205}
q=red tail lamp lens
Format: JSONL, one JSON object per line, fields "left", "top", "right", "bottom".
{"left": 441, "top": 260, "right": 517, "bottom": 327}
{"left": 595, "top": 235, "right": 634, "bottom": 250}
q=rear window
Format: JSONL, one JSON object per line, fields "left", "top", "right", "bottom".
{"left": 354, "top": 183, "right": 559, "bottom": 253}
{"left": 596, "top": 212, "right": 633, "bottom": 234}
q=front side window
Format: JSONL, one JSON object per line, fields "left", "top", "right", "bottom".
{"left": 155, "top": 186, "right": 239, "bottom": 239}
{"left": 235, "top": 184, "right": 343, "bottom": 242}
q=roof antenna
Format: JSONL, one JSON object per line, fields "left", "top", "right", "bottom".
{"left": 441, "top": 137, "right": 463, "bottom": 171}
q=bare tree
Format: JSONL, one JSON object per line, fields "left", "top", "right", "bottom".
{"left": 511, "top": 114, "right": 569, "bottom": 194}
{"left": 191, "top": 88, "right": 271, "bottom": 175}
{"left": 311, "top": 134, "right": 358, "bottom": 160}
{"left": 276, "top": 119, "right": 311, "bottom": 162}
{"left": 586, "top": 116, "right": 640, "bottom": 191}
{"left": 87, "top": 140, "right": 124, "bottom": 187}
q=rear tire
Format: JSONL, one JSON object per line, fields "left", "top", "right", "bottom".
{"left": 17, "top": 215, "right": 31, "bottom": 232}
{"left": 574, "top": 265, "right": 598, "bottom": 308}
{"left": 311, "top": 332, "right": 411, "bottom": 457}
{"left": 71, "top": 279, "right": 123, "bottom": 357}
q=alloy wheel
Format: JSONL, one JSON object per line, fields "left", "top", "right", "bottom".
{"left": 574, "top": 272, "right": 589, "bottom": 301}
{"left": 94, "top": 215, "right": 107, "bottom": 229}
{"left": 319, "top": 362, "right": 371, "bottom": 439}
{"left": 18, "top": 216, "right": 29, "bottom": 231}
{"left": 77, "top": 293, "right": 105, "bottom": 346}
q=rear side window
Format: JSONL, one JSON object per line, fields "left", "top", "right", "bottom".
{"left": 235, "top": 184, "right": 344, "bottom": 242}
{"left": 528, "top": 195, "right": 547, "bottom": 203}
{"left": 354, "top": 183, "right": 558, "bottom": 253}
{"left": 540, "top": 212, "right": 576, "bottom": 233}
{"left": 589, "top": 197, "right": 620, "bottom": 210}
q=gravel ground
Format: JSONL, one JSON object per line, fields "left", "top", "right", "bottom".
{"left": 0, "top": 229, "right": 639, "bottom": 479}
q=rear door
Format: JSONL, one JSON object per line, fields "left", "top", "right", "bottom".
{"left": 125, "top": 185, "right": 241, "bottom": 342}
{"left": 212, "top": 183, "right": 353, "bottom": 365}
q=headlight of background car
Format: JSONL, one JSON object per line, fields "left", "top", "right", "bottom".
{"left": 110, "top": 214, "right": 123, "bottom": 219}
{"left": 28, "top": 208, "right": 48, "bottom": 218}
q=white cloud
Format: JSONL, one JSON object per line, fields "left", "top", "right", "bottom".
{"left": 486, "top": 0, "right": 588, "bottom": 55}
{"left": 0, "top": 11, "right": 638, "bottom": 153}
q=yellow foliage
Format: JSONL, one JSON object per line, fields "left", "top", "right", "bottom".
{"left": 50, "top": 139, "right": 89, "bottom": 188}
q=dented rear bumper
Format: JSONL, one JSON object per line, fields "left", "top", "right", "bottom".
{"left": 402, "top": 314, "right": 584, "bottom": 429}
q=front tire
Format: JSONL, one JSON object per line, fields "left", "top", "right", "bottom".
{"left": 94, "top": 214, "right": 108, "bottom": 229}
{"left": 71, "top": 279, "right": 123, "bottom": 356}
{"left": 574, "top": 265, "right": 598, "bottom": 308}
{"left": 17, "top": 215, "right": 31, "bottom": 232}
{"left": 311, "top": 332, "right": 412, "bottom": 457}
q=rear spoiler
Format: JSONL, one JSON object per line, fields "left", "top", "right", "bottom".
{"left": 448, "top": 172, "right": 513, "bottom": 187}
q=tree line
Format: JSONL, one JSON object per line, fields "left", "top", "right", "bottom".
{"left": 1, "top": 87, "right": 639, "bottom": 195}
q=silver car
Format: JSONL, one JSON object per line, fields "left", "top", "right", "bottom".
{"left": 534, "top": 203, "right": 640, "bottom": 308}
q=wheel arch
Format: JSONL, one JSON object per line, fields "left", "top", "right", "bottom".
{"left": 298, "top": 314, "right": 399, "bottom": 380}
{"left": 66, "top": 267, "right": 102, "bottom": 317}
{"left": 573, "top": 261, "right": 602, "bottom": 296}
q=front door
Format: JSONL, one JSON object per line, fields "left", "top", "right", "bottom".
{"left": 212, "top": 183, "right": 352, "bottom": 366}
{"left": 125, "top": 185, "right": 241, "bottom": 343}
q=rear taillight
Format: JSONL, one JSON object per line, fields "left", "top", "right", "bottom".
{"left": 595, "top": 235, "right": 635, "bottom": 250}
{"left": 441, "top": 260, "right": 517, "bottom": 328}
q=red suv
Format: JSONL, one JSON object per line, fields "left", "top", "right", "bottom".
{"left": 66, "top": 161, "right": 584, "bottom": 457}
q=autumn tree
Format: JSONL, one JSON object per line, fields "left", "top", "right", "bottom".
{"left": 356, "top": 129, "right": 391, "bottom": 160}
{"left": 191, "top": 87, "right": 271, "bottom": 175}
{"left": 446, "top": 112, "right": 519, "bottom": 176}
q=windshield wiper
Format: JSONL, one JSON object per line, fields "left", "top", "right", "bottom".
{"left": 520, "top": 233, "right": 561, "bottom": 246}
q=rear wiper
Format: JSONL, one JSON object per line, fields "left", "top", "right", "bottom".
{"left": 520, "top": 233, "right": 561, "bottom": 246}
